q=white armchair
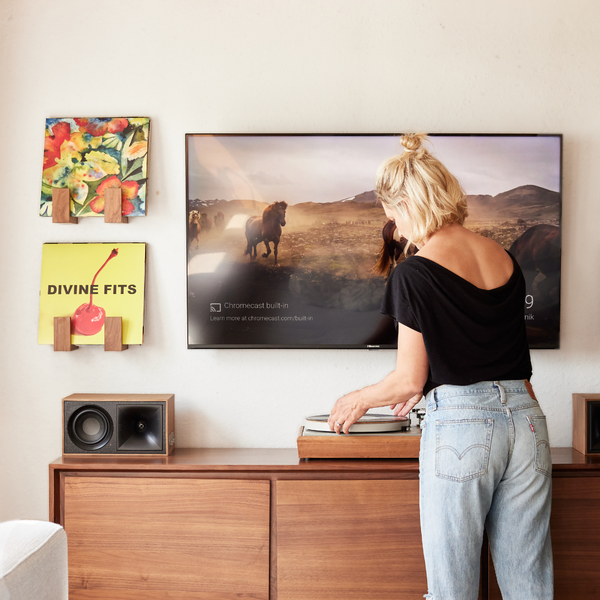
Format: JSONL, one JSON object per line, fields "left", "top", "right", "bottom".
{"left": 0, "top": 521, "right": 67, "bottom": 600}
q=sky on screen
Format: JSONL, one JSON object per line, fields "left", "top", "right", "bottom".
{"left": 188, "top": 135, "right": 560, "bottom": 205}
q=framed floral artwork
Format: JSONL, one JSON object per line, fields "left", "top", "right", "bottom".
{"left": 40, "top": 117, "right": 150, "bottom": 218}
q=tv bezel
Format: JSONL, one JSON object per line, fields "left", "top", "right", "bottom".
{"left": 185, "top": 132, "right": 563, "bottom": 350}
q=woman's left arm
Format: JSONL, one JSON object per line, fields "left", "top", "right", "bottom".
{"left": 328, "top": 323, "right": 429, "bottom": 434}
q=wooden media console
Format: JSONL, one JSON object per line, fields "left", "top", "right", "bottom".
{"left": 50, "top": 447, "right": 600, "bottom": 599}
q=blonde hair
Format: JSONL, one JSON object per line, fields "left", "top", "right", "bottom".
{"left": 375, "top": 133, "right": 468, "bottom": 248}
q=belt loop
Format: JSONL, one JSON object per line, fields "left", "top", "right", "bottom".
{"left": 494, "top": 380, "right": 507, "bottom": 404}
{"left": 431, "top": 388, "right": 438, "bottom": 411}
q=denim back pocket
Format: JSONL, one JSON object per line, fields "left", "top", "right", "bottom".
{"left": 526, "top": 415, "right": 552, "bottom": 477}
{"left": 435, "top": 419, "right": 494, "bottom": 482}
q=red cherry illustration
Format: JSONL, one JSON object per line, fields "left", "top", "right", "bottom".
{"left": 72, "top": 248, "right": 118, "bottom": 336}
{"left": 72, "top": 303, "right": 106, "bottom": 336}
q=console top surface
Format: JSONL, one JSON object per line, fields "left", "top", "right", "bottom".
{"left": 50, "top": 447, "right": 599, "bottom": 472}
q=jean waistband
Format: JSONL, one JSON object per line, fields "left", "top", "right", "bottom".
{"left": 425, "top": 380, "right": 535, "bottom": 411}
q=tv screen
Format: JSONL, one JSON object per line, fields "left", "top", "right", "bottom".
{"left": 186, "top": 134, "right": 561, "bottom": 349}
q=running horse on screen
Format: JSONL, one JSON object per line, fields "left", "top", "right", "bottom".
{"left": 244, "top": 201, "right": 288, "bottom": 264}
{"left": 509, "top": 224, "right": 560, "bottom": 304}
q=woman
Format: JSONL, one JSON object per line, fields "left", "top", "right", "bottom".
{"left": 328, "top": 134, "right": 553, "bottom": 600}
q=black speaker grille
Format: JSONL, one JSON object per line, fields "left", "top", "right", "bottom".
{"left": 587, "top": 401, "right": 600, "bottom": 453}
{"left": 64, "top": 401, "right": 166, "bottom": 454}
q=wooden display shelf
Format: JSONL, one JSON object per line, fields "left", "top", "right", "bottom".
{"left": 104, "top": 188, "right": 128, "bottom": 223}
{"left": 53, "top": 316, "right": 128, "bottom": 352}
{"left": 50, "top": 187, "right": 129, "bottom": 224}
{"left": 51, "top": 188, "right": 77, "bottom": 224}
{"left": 53, "top": 317, "right": 78, "bottom": 351}
{"left": 104, "top": 316, "right": 128, "bottom": 351}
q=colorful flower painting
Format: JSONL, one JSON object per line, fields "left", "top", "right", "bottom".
{"left": 40, "top": 117, "right": 150, "bottom": 217}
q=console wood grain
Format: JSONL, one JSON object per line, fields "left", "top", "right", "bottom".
{"left": 276, "top": 479, "right": 426, "bottom": 600}
{"left": 63, "top": 476, "right": 270, "bottom": 600}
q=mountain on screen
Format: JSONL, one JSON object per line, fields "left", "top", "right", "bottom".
{"left": 466, "top": 185, "right": 560, "bottom": 220}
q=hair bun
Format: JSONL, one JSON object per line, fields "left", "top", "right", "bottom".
{"left": 400, "top": 133, "right": 427, "bottom": 154}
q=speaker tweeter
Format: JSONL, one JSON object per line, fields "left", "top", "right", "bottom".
{"left": 117, "top": 404, "right": 163, "bottom": 452}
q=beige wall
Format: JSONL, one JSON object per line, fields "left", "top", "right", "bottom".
{"left": 1, "top": 0, "right": 599, "bottom": 520}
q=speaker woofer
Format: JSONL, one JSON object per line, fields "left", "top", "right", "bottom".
{"left": 68, "top": 406, "right": 113, "bottom": 450}
{"left": 117, "top": 404, "right": 163, "bottom": 452}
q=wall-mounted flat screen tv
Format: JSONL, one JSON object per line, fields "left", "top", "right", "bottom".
{"left": 186, "top": 134, "right": 561, "bottom": 349}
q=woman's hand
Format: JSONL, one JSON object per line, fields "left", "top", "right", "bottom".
{"left": 328, "top": 390, "right": 369, "bottom": 435}
{"left": 327, "top": 325, "right": 428, "bottom": 435}
{"left": 390, "top": 392, "right": 423, "bottom": 417}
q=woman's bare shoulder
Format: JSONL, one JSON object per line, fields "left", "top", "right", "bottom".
{"left": 418, "top": 225, "right": 514, "bottom": 290}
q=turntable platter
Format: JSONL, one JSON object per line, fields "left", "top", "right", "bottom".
{"left": 304, "top": 413, "right": 410, "bottom": 434}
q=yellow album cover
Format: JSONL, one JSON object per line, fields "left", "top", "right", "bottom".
{"left": 39, "top": 243, "right": 146, "bottom": 345}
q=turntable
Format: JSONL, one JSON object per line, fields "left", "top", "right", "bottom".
{"left": 297, "top": 412, "right": 423, "bottom": 459}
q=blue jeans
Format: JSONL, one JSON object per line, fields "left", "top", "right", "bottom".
{"left": 419, "top": 380, "right": 553, "bottom": 600}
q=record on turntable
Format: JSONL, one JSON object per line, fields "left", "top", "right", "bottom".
{"left": 303, "top": 413, "right": 410, "bottom": 434}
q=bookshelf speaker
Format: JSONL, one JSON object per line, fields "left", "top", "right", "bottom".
{"left": 573, "top": 393, "right": 600, "bottom": 455}
{"left": 63, "top": 394, "right": 175, "bottom": 456}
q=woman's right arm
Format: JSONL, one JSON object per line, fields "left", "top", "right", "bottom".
{"left": 328, "top": 323, "right": 429, "bottom": 434}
